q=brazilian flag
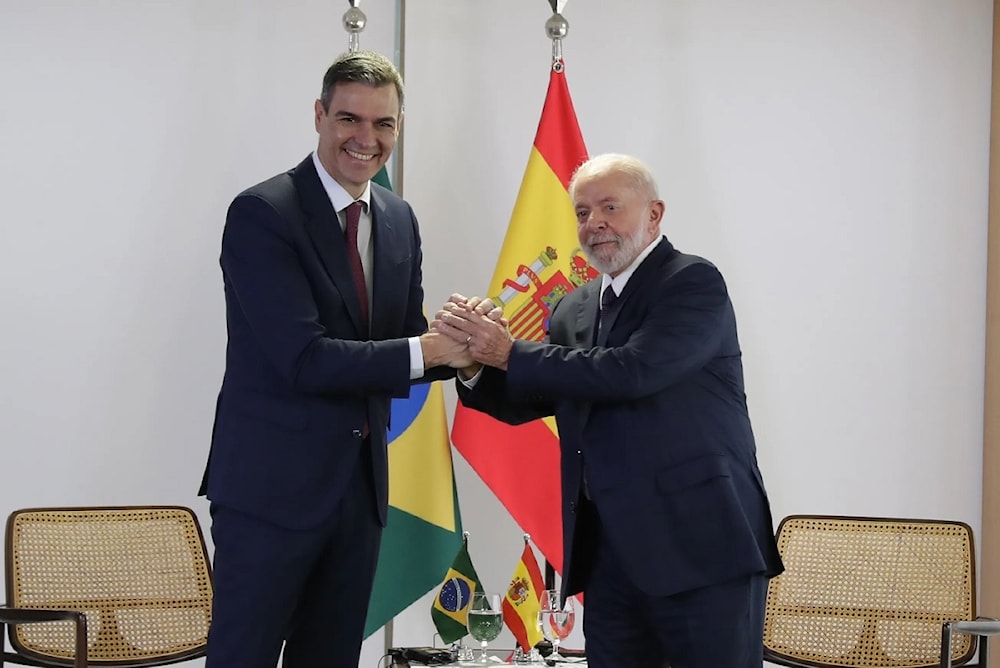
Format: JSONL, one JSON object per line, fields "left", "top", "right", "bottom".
{"left": 431, "top": 538, "right": 482, "bottom": 644}
{"left": 363, "top": 166, "right": 465, "bottom": 637}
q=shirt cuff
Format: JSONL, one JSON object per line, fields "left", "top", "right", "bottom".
{"left": 408, "top": 337, "right": 424, "bottom": 380}
{"left": 458, "top": 367, "right": 483, "bottom": 388}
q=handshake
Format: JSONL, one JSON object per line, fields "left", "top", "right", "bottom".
{"left": 420, "top": 293, "right": 510, "bottom": 378}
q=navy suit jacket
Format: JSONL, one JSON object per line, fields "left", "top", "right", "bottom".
{"left": 459, "top": 238, "right": 783, "bottom": 598}
{"left": 201, "top": 156, "right": 449, "bottom": 530}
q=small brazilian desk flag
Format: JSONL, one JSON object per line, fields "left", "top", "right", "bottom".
{"left": 431, "top": 535, "right": 482, "bottom": 644}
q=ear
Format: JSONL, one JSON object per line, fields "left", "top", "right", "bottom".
{"left": 648, "top": 199, "right": 665, "bottom": 228}
{"left": 314, "top": 99, "right": 325, "bottom": 131}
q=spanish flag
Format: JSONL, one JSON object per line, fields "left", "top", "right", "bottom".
{"left": 450, "top": 60, "right": 590, "bottom": 574}
{"left": 503, "top": 541, "right": 546, "bottom": 652}
{"left": 431, "top": 536, "right": 482, "bottom": 644}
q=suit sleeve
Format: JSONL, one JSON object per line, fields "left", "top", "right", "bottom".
{"left": 506, "top": 262, "right": 730, "bottom": 402}
{"left": 456, "top": 365, "right": 555, "bottom": 425}
{"left": 221, "top": 193, "right": 413, "bottom": 397}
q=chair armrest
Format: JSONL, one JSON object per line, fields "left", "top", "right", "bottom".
{"left": 0, "top": 605, "right": 88, "bottom": 668}
{"left": 947, "top": 619, "right": 1000, "bottom": 635}
{"left": 940, "top": 618, "right": 1000, "bottom": 668}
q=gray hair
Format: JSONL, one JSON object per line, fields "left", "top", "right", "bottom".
{"left": 569, "top": 153, "right": 659, "bottom": 202}
{"left": 319, "top": 50, "right": 404, "bottom": 113}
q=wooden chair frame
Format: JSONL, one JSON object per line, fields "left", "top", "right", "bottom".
{"left": 0, "top": 506, "right": 212, "bottom": 668}
{"left": 763, "top": 514, "right": 991, "bottom": 668}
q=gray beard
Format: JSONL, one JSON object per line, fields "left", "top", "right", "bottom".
{"left": 584, "top": 229, "right": 649, "bottom": 276}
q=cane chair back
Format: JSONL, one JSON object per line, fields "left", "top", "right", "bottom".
{"left": 762, "top": 515, "right": 979, "bottom": 668}
{"left": 2, "top": 506, "right": 212, "bottom": 667}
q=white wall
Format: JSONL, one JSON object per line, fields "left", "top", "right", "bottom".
{"left": 0, "top": 1, "right": 992, "bottom": 667}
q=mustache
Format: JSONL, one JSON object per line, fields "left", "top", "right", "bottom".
{"left": 584, "top": 233, "right": 621, "bottom": 247}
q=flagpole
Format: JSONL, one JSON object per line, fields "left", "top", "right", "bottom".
{"left": 393, "top": 0, "right": 406, "bottom": 196}
{"left": 343, "top": 0, "right": 365, "bottom": 54}
{"left": 545, "top": 1, "right": 569, "bottom": 71}
{"left": 543, "top": 0, "right": 569, "bottom": 594}
{"left": 341, "top": 1, "right": 402, "bottom": 656}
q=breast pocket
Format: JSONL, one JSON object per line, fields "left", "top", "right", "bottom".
{"left": 655, "top": 455, "right": 763, "bottom": 573}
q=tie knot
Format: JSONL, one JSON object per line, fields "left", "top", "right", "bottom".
{"left": 601, "top": 287, "right": 618, "bottom": 311}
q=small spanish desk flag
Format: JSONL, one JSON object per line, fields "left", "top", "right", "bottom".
{"left": 503, "top": 537, "right": 546, "bottom": 652}
{"left": 431, "top": 533, "right": 482, "bottom": 644}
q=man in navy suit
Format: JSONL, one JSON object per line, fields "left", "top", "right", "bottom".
{"left": 199, "top": 51, "right": 463, "bottom": 668}
{"left": 435, "top": 154, "right": 784, "bottom": 667}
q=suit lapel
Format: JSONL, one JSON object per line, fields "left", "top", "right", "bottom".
{"left": 369, "top": 187, "right": 395, "bottom": 340}
{"left": 596, "top": 237, "right": 676, "bottom": 345}
{"left": 294, "top": 157, "right": 368, "bottom": 336}
{"left": 369, "top": 185, "right": 416, "bottom": 340}
{"left": 575, "top": 281, "right": 601, "bottom": 347}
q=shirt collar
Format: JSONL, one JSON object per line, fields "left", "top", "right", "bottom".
{"left": 311, "top": 151, "right": 371, "bottom": 213}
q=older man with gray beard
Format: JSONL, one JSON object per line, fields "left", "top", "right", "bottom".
{"left": 435, "top": 153, "right": 784, "bottom": 668}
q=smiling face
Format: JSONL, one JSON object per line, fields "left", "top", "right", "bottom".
{"left": 314, "top": 81, "right": 401, "bottom": 198}
{"left": 573, "top": 167, "right": 664, "bottom": 277}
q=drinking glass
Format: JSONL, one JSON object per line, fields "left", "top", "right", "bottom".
{"left": 466, "top": 591, "right": 503, "bottom": 663}
{"left": 538, "top": 589, "right": 576, "bottom": 659}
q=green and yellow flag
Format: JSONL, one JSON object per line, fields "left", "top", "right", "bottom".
{"left": 431, "top": 536, "right": 482, "bottom": 644}
{"left": 364, "top": 167, "right": 464, "bottom": 637}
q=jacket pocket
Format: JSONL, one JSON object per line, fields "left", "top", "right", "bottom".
{"left": 655, "top": 454, "right": 730, "bottom": 494}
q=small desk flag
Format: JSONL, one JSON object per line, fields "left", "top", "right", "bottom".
{"left": 503, "top": 540, "right": 546, "bottom": 652}
{"left": 431, "top": 536, "right": 482, "bottom": 644}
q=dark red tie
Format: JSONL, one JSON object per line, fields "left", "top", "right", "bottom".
{"left": 344, "top": 201, "right": 369, "bottom": 335}
{"left": 344, "top": 200, "right": 370, "bottom": 438}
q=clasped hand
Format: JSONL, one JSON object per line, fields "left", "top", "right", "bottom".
{"left": 422, "top": 293, "right": 513, "bottom": 374}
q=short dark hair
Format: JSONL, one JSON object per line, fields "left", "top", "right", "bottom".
{"left": 319, "top": 50, "right": 404, "bottom": 114}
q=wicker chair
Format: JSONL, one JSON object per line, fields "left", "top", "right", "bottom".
{"left": 0, "top": 506, "right": 213, "bottom": 668}
{"left": 762, "top": 515, "right": 997, "bottom": 668}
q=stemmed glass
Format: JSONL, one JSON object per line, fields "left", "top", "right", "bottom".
{"left": 466, "top": 591, "right": 503, "bottom": 664}
{"left": 538, "top": 589, "right": 576, "bottom": 659}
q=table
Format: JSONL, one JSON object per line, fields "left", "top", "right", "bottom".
{"left": 390, "top": 647, "right": 586, "bottom": 667}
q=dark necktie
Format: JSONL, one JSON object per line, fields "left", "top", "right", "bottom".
{"left": 596, "top": 286, "right": 619, "bottom": 346}
{"left": 344, "top": 201, "right": 368, "bottom": 335}
{"left": 601, "top": 286, "right": 618, "bottom": 312}
{"left": 344, "top": 200, "right": 369, "bottom": 438}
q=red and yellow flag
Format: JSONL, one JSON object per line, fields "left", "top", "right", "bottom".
{"left": 503, "top": 542, "right": 546, "bottom": 652}
{"left": 450, "top": 61, "right": 591, "bottom": 574}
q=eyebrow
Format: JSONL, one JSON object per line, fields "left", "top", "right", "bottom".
{"left": 333, "top": 111, "right": 397, "bottom": 125}
{"left": 586, "top": 197, "right": 621, "bottom": 207}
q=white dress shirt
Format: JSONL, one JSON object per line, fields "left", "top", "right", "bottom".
{"left": 311, "top": 152, "right": 424, "bottom": 378}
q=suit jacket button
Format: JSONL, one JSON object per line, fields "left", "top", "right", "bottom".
{"left": 352, "top": 429, "right": 362, "bottom": 438}
{"left": 569, "top": 501, "right": 577, "bottom": 512}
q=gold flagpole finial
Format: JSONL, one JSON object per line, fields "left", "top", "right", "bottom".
{"left": 462, "top": 531, "right": 470, "bottom": 545}
{"left": 343, "top": 1, "right": 366, "bottom": 54}
{"left": 544, "top": 1, "right": 569, "bottom": 72}
{"left": 523, "top": 533, "right": 531, "bottom": 545}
